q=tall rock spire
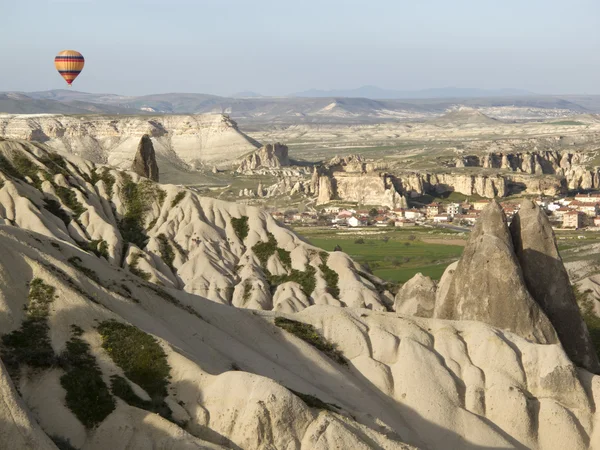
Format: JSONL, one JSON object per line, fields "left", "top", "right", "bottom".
{"left": 131, "top": 134, "right": 159, "bottom": 182}
{"left": 510, "top": 199, "right": 600, "bottom": 373}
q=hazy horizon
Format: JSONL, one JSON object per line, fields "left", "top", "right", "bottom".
{"left": 2, "top": 0, "right": 599, "bottom": 96}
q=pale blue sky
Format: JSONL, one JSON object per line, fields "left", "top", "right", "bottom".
{"left": 1, "top": 0, "right": 599, "bottom": 95}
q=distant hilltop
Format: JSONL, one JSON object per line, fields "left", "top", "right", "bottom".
{"left": 1, "top": 89, "right": 599, "bottom": 124}
{"left": 291, "top": 85, "right": 535, "bottom": 99}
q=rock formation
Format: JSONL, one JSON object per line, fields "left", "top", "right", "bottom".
{"left": 510, "top": 199, "right": 600, "bottom": 372}
{"left": 1, "top": 138, "right": 600, "bottom": 449}
{"left": 394, "top": 273, "right": 436, "bottom": 317}
{"left": 0, "top": 138, "right": 390, "bottom": 311}
{"left": 0, "top": 113, "right": 260, "bottom": 168}
{"left": 236, "top": 143, "right": 290, "bottom": 172}
{"left": 434, "top": 201, "right": 559, "bottom": 344}
{"left": 131, "top": 134, "right": 159, "bottom": 182}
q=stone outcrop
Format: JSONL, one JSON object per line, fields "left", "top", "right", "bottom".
{"left": 455, "top": 150, "right": 600, "bottom": 192}
{"left": 236, "top": 143, "right": 290, "bottom": 172}
{"left": 317, "top": 175, "right": 334, "bottom": 204}
{"left": 395, "top": 172, "right": 508, "bottom": 199}
{"left": 510, "top": 200, "right": 600, "bottom": 372}
{"left": 434, "top": 201, "right": 559, "bottom": 344}
{"left": 0, "top": 113, "right": 259, "bottom": 168}
{"left": 394, "top": 273, "right": 436, "bottom": 317}
{"left": 131, "top": 134, "right": 159, "bottom": 182}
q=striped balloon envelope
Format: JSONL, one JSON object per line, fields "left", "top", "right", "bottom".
{"left": 54, "top": 50, "right": 85, "bottom": 86}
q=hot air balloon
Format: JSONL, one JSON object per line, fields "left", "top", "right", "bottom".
{"left": 54, "top": 50, "right": 85, "bottom": 86}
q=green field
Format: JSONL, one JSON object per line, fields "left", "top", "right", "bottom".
{"left": 294, "top": 226, "right": 465, "bottom": 284}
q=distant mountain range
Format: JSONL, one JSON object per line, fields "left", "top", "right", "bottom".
{"left": 1, "top": 89, "right": 600, "bottom": 124}
{"left": 292, "top": 85, "right": 535, "bottom": 99}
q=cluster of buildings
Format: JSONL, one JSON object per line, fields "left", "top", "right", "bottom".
{"left": 543, "top": 193, "right": 600, "bottom": 229}
{"left": 269, "top": 192, "right": 600, "bottom": 230}
{"left": 270, "top": 199, "right": 495, "bottom": 228}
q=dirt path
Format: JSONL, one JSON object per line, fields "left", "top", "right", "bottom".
{"left": 421, "top": 238, "right": 467, "bottom": 247}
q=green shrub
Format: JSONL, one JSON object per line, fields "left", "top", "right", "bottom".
{"left": 43, "top": 199, "right": 71, "bottom": 226}
{"left": 59, "top": 325, "right": 115, "bottom": 428}
{"left": 110, "top": 374, "right": 172, "bottom": 420}
{"left": 270, "top": 266, "right": 317, "bottom": 296}
{"left": 157, "top": 234, "right": 176, "bottom": 271}
{"left": 170, "top": 191, "right": 186, "bottom": 208}
{"left": 129, "top": 253, "right": 151, "bottom": 281}
{"left": 242, "top": 280, "right": 252, "bottom": 301}
{"left": 12, "top": 153, "right": 45, "bottom": 189}
{"left": 252, "top": 233, "right": 278, "bottom": 267}
{"left": 39, "top": 153, "right": 68, "bottom": 175}
{"left": 231, "top": 216, "right": 249, "bottom": 241}
{"left": 97, "top": 320, "right": 171, "bottom": 401}
{"left": 54, "top": 185, "right": 85, "bottom": 218}
{"left": 319, "top": 252, "right": 340, "bottom": 299}
{"left": 90, "top": 239, "right": 109, "bottom": 259}
{"left": 288, "top": 388, "right": 340, "bottom": 412}
{"left": 99, "top": 169, "right": 116, "bottom": 197}
{"left": 277, "top": 248, "right": 292, "bottom": 270}
{"left": 0, "top": 154, "right": 25, "bottom": 181}
{"left": 118, "top": 175, "right": 163, "bottom": 249}
{"left": 1, "top": 279, "right": 56, "bottom": 375}
{"left": 274, "top": 317, "right": 346, "bottom": 366}
{"left": 68, "top": 256, "right": 101, "bottom": 284}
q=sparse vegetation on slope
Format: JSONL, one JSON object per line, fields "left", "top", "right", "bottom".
{"left": 269, "top": 266, "right": 317, "bottom": 296}
{"left": 319, "top": 252, "right": 340, "bottom": 299}
{"left": 99, "top": 168, "right": 116, "bottom": 197}
{"left": 59, "top": 325, "right": 115, "bottom": 429}
{"left": 243, "top": 280, "right": 252, "bottom": 301}
{"left": 277, "top": 248, "right": 292, "bottom": 270}
{"left": 97, "top": 320, "right": 171, "bottom": 402}
{"left": 253, "top": 232, "right": 278, "bottom": 266}
{"left": 157, "top": 234, "right": 176, "bottom": 271}
{"left": 288, "top": 388, "right": 340, "bottom": 412}
{"left": 274, "top": 317, "right": 346, "bottom": 366}
{"left": 118, "top": 174, "right": 164, "bottom": 249}
{"left": 231, "top": 215, "right": 249, "bottom": 241}
{"left": 110, "top": 374, "right": 172, "bottom": 420}
{"left": 43, "top": 199, "right": 71, "bottom": 226}
{"left": 12, "top": 153, "right": 45, "bottom": 189}
{"left": 85, "top": 239, "right": 109, "bottom": 259}
{"left": 39, "top": 152, "right": 68, "bottom": 175}
{"left": 129, "top": 253, "right": 151, "bottom": 281}
{"left": 170, "top": 191, "right": 186, "bottom": 208}
{"left": 0, "top": 154, "right": 25, "bottom": 181}
{"left": 68, "top": 256, "right": 101, "bottom": 284}
{"left": 1, "top": 279, "right": 56, "bottom": 377}
{"left": 54, "top": 185, "right": 85, "bottom": 218}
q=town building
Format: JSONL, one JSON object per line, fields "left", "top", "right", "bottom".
{"left": 563, "top": 211, "right": 584, "bottom": 229}
{"left": 576, "top": 193, "right": 600, "bottom": 203}
{"left": 404, "top": 209, "right": 425, "bottom": 220}
{"left": 568, "top": 201, "right": 599, "bottom": 217}
{"left": 426, "top": 202, "right": 442, "bottom": 217}
{"left": 446, "top": 203, "right": 462, "bottom": 217}
{"left": 348, "top": 216, "right": 368, "bottom": 227}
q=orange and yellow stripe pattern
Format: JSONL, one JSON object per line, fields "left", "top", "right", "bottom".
{"left": 54, "top": 50, "right": 85, "bottom": 86}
